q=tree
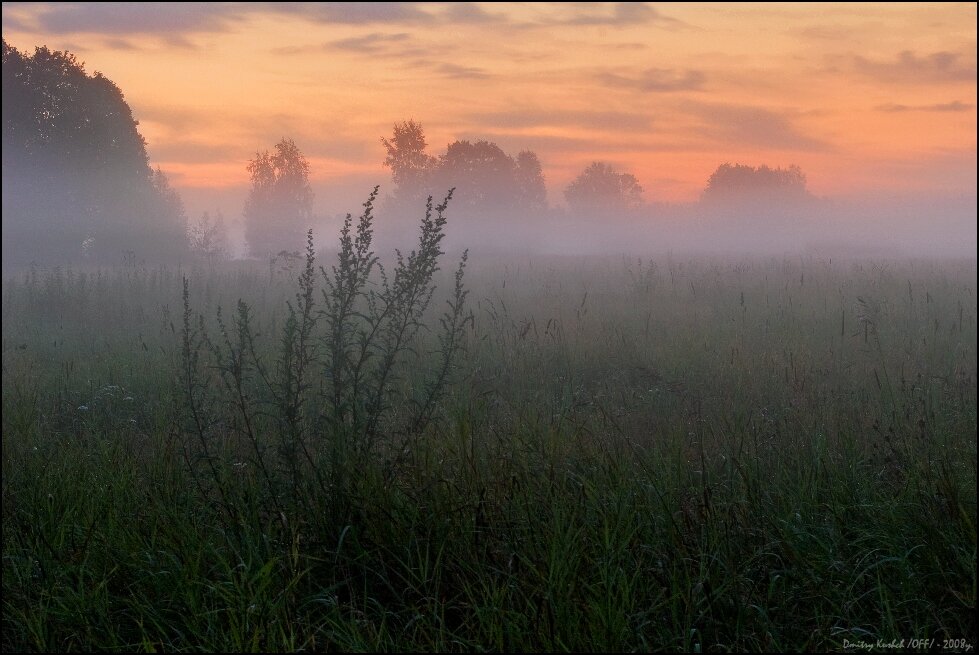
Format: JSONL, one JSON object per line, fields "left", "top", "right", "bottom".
{"left": 243, "top": 138, "right": 313, "bottom": 258}
{"left": 515, "top": 150, "right": 547, "bottom": 210}
{"left": 382, "top": 122, "right": 549, "bottom": 217}
{"left": 564, "top": 162, "right": 644, "bottom": 213}
{"left": 189, "top": 210, "right": 229, "bottom": 265}
{"left": 2, "top": 39, "right": 187, "bottom": 263}
{"left": 434, "top": 140, "right": 520, "bottom": 213}
{"left": 701, "top": 163, "right": 809, "bottom": 205}
{"left": 381, "top": 120, "right": 436, "bottom": 201}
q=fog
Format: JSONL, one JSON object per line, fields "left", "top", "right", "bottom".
{"left": 2, "top": 36, "right": 975, "bottom": 269}
{"left": 183, "top": 169, "right": 979, "bottom": 263}
{"left": 358, "top": 190, "right": 979, "bottom": 261}
{"left": 3, "top": 163, "right": 976, "bottom": 271}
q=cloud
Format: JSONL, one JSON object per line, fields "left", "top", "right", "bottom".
{"left": 102, "top": 37, "right": 140, "bottom": 51}
{"left": 685, "top": 102, "right": 830, "bottom": 151}
{"left": 598, "top": 68, "right": 706, "bottom": 92}
{"left": 21, "top": 2, "right": 433, "bottom": 38}
{"left": 270, "top": 2, "right": 431, "bottom": 25}
{"left": 468, "top": 109, "right": 653, "bottom": 132}
{"left": 329, "top": 32, "right": 410, "bottom": 51}
{"left": 438, "top": 3, "right": 507, "bottom": 25}
{"left": 271, "top": 31, "right": 433, "bottom": 58}
{"left": 561, "top": 3, "right": 684, "bottom": 28}
{"left": 452, "top": 131, "right": 594, "bottom": 154}
{"left": 146, "top": 141, "right": 243, "bottom": 164}
{"left": 34, "top": 2, "right": 245, "bottom": 35}
{"left": 876, "top": 101, "right": 974, "bottom": 113}
{"left": 434, "top": 63, "right": 491, "bottom": 80}
{"left": 134, "top": 103, "right": 372, "bottom": 165}
{"left": 851, "top": 50, "right": 976, "bottom": 84}
{"left": 0, "top": 10, "right": 32, "bottom": 32}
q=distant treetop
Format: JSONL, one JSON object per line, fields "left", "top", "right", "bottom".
{"left": 381, "top": 121, "right": 547, "bottom": 215}
{"left": 701, "top": 163, "right": 810, "bottom": 204}
{"left": 564, "top": 162, "right": 644, "bottom": 213}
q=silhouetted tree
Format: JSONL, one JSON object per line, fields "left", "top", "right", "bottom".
{"left": 382, "top": 122, "right": 548, "bottom": 217}
{"left": 701, "top": 163, "right": 809, "bottom": 205}
{"left": 382, "top": 120, "right": 436, "bottom": 201}
{"left": 2, "top": 39, "right": 187, "bottom": 263}
{"left": 564, "top": 162, "right": 644, "bottom": 213}
{"left": 435, "top": 140, "right": 519, "bottom": 213}
{"left": 243, "top": 138, "right": 313, "bottom": 257}
{"left": 515, "top": 150, "right": 547, "bottom": 210}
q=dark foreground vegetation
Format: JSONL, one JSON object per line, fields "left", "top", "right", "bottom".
{"left": 2, "top": 197, "right": 976, "bottom": 651}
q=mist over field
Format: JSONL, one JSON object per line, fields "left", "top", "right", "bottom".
{"left": 2, "top": 3, "right": 976, "bottom": 652}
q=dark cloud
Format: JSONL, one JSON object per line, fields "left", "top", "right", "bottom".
{"left": 0, "top": 11, "right": 32, "bottom": 32}
{"left": 35, "top": 2, "right": 244, "bottom": 35}
{"left": 23, "top": 2, "right": 433, "bottom": 38}
{"left": 329, "top": 32, "right": 410, "bottom": 52}
{"left": 876, "top": 101, "right": 974, "bottom": 113}
{"left": 598, "top": 68, "right": 706, "bottom": 92}
{"left": 272, "top": 32, "right": 432, "bottom": 58}
{"left": 562, "top": 3, "right": 684, "bottom": 28}
{"left": 270, "top": 2, "right": 431, "bottom": 25}
{"left": 439, "top": 3, "right": 506, "bottom": 25}
{"left": 102, "top": 37, "right": 140, "bottom": 51}
{"left": 163, "top": 34, "right": 199, "bottom": 50}
{"left": 17, "top": 1, "right": 683, "bottom": 38}
{"left": 468, "top": 109, "right": 653, "bottom": 132}
{"left": 686, "top": 102, "right": 830, "bottom": 151}
{"left": 435, "top": 63, "right": 491, "bottom": 80}
{"left": 851, "top": 50, "right": 976, "bottom": 84}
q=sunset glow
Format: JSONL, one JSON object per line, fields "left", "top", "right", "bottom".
{"left": 3, "top": 2, "right": 976, "bottom": 217}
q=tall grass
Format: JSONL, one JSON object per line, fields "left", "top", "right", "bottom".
{"left": 2, "top": 205, "right": 976, "bottom": 651}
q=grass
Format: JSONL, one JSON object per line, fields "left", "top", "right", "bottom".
{"left": 2, "top": 210, "right": 976, "bottom": 651}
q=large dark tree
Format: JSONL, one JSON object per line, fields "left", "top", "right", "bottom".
{"left": 243, "top": 138, "right": 313, "bottom": 258}
{"left": 564, "top": 162, "right": 644, "bottom": 213}
{"left": 2, "top": 39, "right": 187, "bottom": 264}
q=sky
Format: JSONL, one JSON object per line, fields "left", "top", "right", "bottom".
{"left": 2, "top": 2, "right": 976, "bottom": 222}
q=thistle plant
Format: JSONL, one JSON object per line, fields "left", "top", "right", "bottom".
{"left": 178, "top": 187, "right": 468, "bottom": 523}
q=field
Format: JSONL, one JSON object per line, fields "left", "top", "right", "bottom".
{"left": 2, "top": 216, "right": 976, "bottom": 651}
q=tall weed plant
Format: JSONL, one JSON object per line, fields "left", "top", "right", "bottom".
{"left": 179, "top": 187, "right": 470, "bottom": 531}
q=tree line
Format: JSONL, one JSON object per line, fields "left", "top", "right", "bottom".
{"left": 245, "top": 122, "right": 814, "bottom": 256}
{"left": 2, "top": 40, "right": 815, "bottom": 264}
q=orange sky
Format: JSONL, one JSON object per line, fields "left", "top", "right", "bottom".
{"left": 3, "top": 2, "right": 976, "bottom": 219}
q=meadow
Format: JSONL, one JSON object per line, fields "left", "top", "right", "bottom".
{"left": 2, "top": 209, "right": 976, "bottom": 651}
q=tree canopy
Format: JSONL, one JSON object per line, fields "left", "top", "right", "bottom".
{"left": 701, "top": 163, "right": 810, "bottom": 205}
{"left": 243, "top": 138, "right": 313, "bottom": 257}
{"left": 381, "top": 119, "right": 436, "bottom": 200}
{"left": 564, "top": 162, "right": 644, "bottom": 213}
{"left": 1, "top": 39, "right": 187, "bottom": 263}
{"left": 382, "top": 121, "right": 547, "bottom": 216}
